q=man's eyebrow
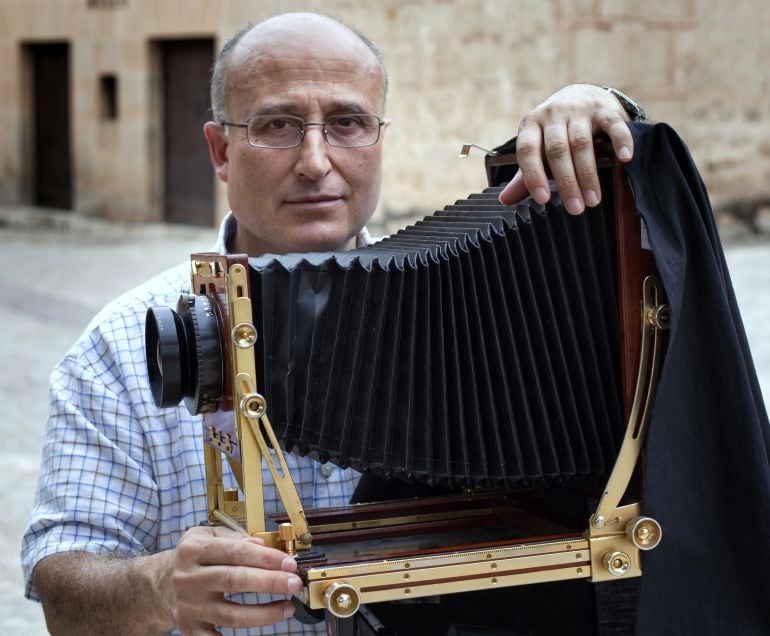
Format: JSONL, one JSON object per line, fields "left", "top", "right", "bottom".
{"left": 250, "top": 101, "right": 376, "bottom": 118}
{"left": 324, "top": 101, "right": 374, "bottom": 115}
{"left": 250, "top": 104, "right": 299, "bottom": 117}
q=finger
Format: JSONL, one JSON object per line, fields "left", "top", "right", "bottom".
{"left": 185, "top": 525, "right": 245, "bottom": 539}
{"left": 542, "top": 123, "right": 584, "bottom": 215}
{"left": 594, "top": 108, "right": 634, "bottom": 162}
{"left": 177, "top": 563, "right": 304, "bottom": 596}
{"left": 568, "top": 119, "right": 601, "bottom": 209}
{"left": 514, "top": 117, "right": 551, "bottom": 205}
{"left": 184, "top": 526, "right": 266, "bottom": 548}
{"left": 498, "top": 172, "right": 529, "bottom": 206}
{"left": 180, "top": 534, "right": 297, "bottom": 571}
{"left": 176, "top": 598, "right": 224, "bottom": 635}
{"left": 242, "top": 536, "right": 266, "bottom": 546}
{"left": 182, "top": 598, "right": 295, "bottom": 630}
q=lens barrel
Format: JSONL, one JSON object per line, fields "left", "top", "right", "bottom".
{"left": 145, "top": 294, "right": 224, "bottom": 414}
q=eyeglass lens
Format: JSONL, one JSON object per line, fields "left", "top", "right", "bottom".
{"left": 246, "top": 114, "right": 380, "bottom": 148}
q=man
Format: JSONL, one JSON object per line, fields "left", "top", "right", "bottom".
{"left": 22, "top": 12, "right": 643, "bottom": 635}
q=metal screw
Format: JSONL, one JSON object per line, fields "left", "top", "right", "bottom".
{"left": 603, "top": 550, "right": 631, "bottom": 577}
{"left": 336, "top": 593, "right": 352, "bottom": 610}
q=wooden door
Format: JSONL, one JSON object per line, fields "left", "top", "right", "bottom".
{"left": 161, "top": 39, "right": 215, "bottom": 226}
{"left": 30, "top": 43, "right": 72, "bottom": 210}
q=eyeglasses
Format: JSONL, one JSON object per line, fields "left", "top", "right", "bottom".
{"left": 219, "top": 113, "right": 385, "bottom": 149}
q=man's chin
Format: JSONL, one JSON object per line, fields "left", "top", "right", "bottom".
{"left": 232, "top": 215, "right": 365, "bottom": 256}
{"left": 278, "top": 229, "right": 359, "bottom": 255}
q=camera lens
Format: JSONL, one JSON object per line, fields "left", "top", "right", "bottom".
{"left": 145, "top": 305, "right": 186, "bottom": 407}
{"left": 145, "top": 294, "right": 224, "bottom": 414}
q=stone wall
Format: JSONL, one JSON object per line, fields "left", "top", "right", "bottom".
{"left": 1, "top": 0, "right": 768, "bottom": 234}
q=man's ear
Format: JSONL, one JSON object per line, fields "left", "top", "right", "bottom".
{"left": 380, "top": 118, "right": 392, "bottom": 139}
{"left": 203, "top": 122, "right": 229, "bottom": 183}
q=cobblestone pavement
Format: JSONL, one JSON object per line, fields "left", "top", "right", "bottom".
{"left": 1, "top": 209, "right": 767, "bottom": 634}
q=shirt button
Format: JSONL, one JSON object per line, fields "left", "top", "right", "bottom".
{"left": 320, "top": 462, "right": 334, "bottom": 478}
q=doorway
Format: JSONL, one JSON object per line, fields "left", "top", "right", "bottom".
{"left": 28, "top": 43, "right": 72, "bottom": 210}
{"left": 160, "top": 39, "right": 215, "bottom": 226}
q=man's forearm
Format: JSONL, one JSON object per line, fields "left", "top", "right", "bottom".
{"left": 34, "top": 550, "right": 177, "bottom": 635}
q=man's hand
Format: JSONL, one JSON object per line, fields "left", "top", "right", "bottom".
{"left": 173, "top": 526, "right": 303, "bottom": 634}
{"left": 34, "top": 527, "right": 304, "bottom": 635}
{"left": 499, "top": 83, "right": 634, "bottom": 214}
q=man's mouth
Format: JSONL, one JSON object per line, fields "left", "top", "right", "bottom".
{"left": 285, "top": 194, "right": 342, "bottom": 205}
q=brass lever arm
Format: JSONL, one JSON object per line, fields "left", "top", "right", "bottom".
{"left": 592, "top": 276, "right": 670, "bottom": 529}
{"left": 235, "top": 372, "right": 312, "bottom": 545}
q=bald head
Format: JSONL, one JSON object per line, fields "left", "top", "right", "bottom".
{"left": 210, "top": 13, "right": 388, "bottom": 122}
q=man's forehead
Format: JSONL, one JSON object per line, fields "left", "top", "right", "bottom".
{"left": 234, "top": 15, "right": 378, "bottom": 74}
{"left": 231, "top": 82, "right": 382, "bottom": 123}
{"left": 227, "top": 20, "right": 384, "bottom": 113}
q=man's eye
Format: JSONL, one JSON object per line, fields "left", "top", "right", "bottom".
{"left": 249, "top": 117, "right": 299, "bottom": 134}
{"left": 331, "top": 116, "right": 361, "bottom": 128}
{"left": 268, "top": 118, "right": 293, "bottom": 130}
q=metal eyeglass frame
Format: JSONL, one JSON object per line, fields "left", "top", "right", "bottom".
{"left": 219, "top": 113, "right": 385, "bottom": 149}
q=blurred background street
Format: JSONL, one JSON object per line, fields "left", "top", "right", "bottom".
{"left": 0, "top": 209, "right": 217, "bottom": 634}
{"left": 0, "top": 207, "right": 768, "bottom": 634}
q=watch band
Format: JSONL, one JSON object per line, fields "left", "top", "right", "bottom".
{"left": 601, "top": 86, "right": 648, "bottom": 123}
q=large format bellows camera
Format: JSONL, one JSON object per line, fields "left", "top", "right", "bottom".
{"left": 145, "top": 144, "right": 667, "bottom": 631}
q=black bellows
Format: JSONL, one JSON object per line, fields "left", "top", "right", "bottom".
{"left": 250, "top": 185, "right": 624, "bottom": 490}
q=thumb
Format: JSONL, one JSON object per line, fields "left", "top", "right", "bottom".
{"left": 498, "top": 172, "right": 529, "bottom": 206}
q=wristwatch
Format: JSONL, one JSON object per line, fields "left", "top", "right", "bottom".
{"left": 601, "top": 86, "right": 648, "bottom": 122}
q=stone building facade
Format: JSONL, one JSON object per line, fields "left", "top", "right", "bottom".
{"left": 1, "top": 0, "right": 768, "bottom": 234}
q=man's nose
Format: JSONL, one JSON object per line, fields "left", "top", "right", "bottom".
{"left": 294, "top": 124, "right": 332, "bottom": 180}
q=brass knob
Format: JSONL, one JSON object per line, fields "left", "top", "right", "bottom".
{"left": 603, "top": 550, "right": 631, "bottom": 577}
{"left": 323, "top": 582, "right": 360, "bottom": 618}
{"left": 299, "top": 532, "right": 313, "bottom": 546}
{"left": 279, "top": 522, "right": 296, "bottom": 555}
{"left": 240, "top": 393, "right": 266, "bottom": 419}
{"left": 232, "top": 322, "right": 258, "bottom": 348}
{"left": 646, "top": 304, "right": 671, "bottom": 330}
{"left": 626, "top": 516, "right": 662, "bottom": 550}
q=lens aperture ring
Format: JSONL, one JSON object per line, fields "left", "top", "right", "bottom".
{"left": 181, "top": 294, "right": 224, "bottom": 414}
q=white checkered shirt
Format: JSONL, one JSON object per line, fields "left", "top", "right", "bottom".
{"left": 21, "top": 214, "right": 371, "bottom": 635}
